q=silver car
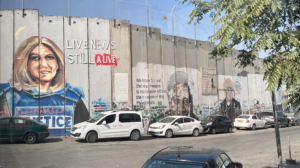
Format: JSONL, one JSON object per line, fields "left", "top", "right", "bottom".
{"left": 260, "top": 111, "right": 291, "bottom": 128}
{"left": 286, "top": 113, "right": 300, "bottom": 126}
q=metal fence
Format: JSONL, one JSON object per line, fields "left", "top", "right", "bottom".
{"left": 0, "top": 0, "right": 220, "bottom": 43}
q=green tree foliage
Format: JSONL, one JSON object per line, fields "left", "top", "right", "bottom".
{"left": 180, "top": 0, "right": 300, "bottom": 110}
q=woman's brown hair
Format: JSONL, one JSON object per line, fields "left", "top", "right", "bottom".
{"left": 10, "top": 36, "right": 66, "bottom": 92}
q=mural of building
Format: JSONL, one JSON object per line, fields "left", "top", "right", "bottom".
{"left": 0, "top": 9, "right": 287, "bottom": 136}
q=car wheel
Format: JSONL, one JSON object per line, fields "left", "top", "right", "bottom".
{"left": 165, "top": 129, "right": 173, "bottom": 138}
{"left": 287, "top": 122, "right": 291, "bottom": 127}
{"left": 192, "top": 129, "right": 199, "bottom": 137}
{"left": 228, "top": 127, "right": 232, "bottom": 133}
{"left": 236, "top": 127, "right": 240, "bottom": 130}
{"left": 24, "top": 133, "right": 37, "bottom": 144}
{"left": 130, "top": 130, "right": 140, "bottom": 141}
{"left": 278, "top": 121, "right": 282, "bottom": 128}
{"left": 211, "top": 128, "right": 216, "bottom": 134}
{"left": 251, "top": 124, "right": 256, "bottom": 130}
{"left": 264, "top": 124, "right": 268, "bottom": 129}
{"left": 296, "top": 122, "right": 298, "bottom": 126}
{"left": 86, "top": 132, "right": 97, "bottom": 143}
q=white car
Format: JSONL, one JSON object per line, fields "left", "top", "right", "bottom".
{"left": 71, "top": 111, "right": 145, "bottom": 143}
{"left": 234, "top": 115, "right": 268, "bottom": 130}
{"left": 148, "top": 116, "right": 203, "bottom": 138}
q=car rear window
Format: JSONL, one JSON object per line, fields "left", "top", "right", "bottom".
{"left": 131, "top": 114, "right": 141, "bottom": 122}
{"left": 119, "top": 113, "right": 142, "bottom": 123}
{"left": 119, "top": 114, "right": 131, "bottom": 123}
{"left": 203, "top": 116, "right": 218, "bottom": 121}
{"left": 0, "top": 119, "right": 10, "bottom": 126}
{"left": 237, "top": 116, "right": 250, "bottom": 119}
{"left": 277, "top": 112, "right": 284, "bottom": 117}
{"left": 143, "top": 159, "right": 208, "bottom": 168}
{"left": 184, "top": 118, "right": 192, "bottom": 122}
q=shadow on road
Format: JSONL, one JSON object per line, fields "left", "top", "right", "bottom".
{"left": 74, "top": 133, "right": 209, "bottom": 143}
{"left": 234, "top": 128, "right": 269, "bottom": 131}
{"left": 262, "top": 161, "right": 299, "bottom": 168}
{"left": 0, "top": 138, "right": 63, "bottom": 144}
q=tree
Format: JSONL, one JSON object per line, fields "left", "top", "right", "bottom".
{"left": 179, "top": 0, "right": 300, "bottom": 110}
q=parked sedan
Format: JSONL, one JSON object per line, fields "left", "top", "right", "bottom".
{"left": 286, "top": 113, "right": 300, "bottom": 126}
{"left": 234, "top": 115, "right": 267, "bottom": 130}
{"left": 142, "top": 146, "right": 243, "bottom": 168}
{"left": 261, "top": 111, "right": 291, "bottom": 128}
{"left": 0, "top": 117, "right": 49, "bottom": 144}
{"left": 148, "top": 116, "right": 203, "bottom": 138}
{"left": 201, "top": 115, "right": 233, "bottom": 134}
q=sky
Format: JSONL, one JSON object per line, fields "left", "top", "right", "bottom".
{"left": 0, "top": 0, "right": 269, "bottom": 58}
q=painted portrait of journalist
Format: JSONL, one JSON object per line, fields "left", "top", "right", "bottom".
{"left": 0, "top": 36, "right": 89, "bottom": 124}
{"left": 167, "top": 71, "right": 196, "bottom": 118}
{"left": 219, "top": 78, "right": 241, "bottom": 121}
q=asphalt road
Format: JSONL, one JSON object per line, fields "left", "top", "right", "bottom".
{"left": 1, "top": 126, "right": 300, "bottom": 168}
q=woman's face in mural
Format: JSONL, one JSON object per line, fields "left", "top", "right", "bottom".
{"left": 28, "top": 44, "right": 58, "bottom": 83}
{"left": 170, "top": 83, "right": 190, "bottom": 115}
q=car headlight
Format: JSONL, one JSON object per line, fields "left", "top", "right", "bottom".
{"left": 158, "top": 125, "right": 166, "bottom": 129}
{"left": 78, "top": 125, "right": 87, "bottom": 130}
{"left": 206, "top": 122, "right": 212, "bottom": 125}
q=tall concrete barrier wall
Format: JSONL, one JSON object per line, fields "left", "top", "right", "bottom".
{"left": 0, "top": 9, "right": 286, "bottom": 136}
{"left": 110, "top": 20, "right": 132, "bottom": 111}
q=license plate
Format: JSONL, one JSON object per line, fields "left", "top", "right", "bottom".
{"left": 238, "top": 120, "right": 243, "bottom": 123}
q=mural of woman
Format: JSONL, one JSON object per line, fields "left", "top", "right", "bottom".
{"left": 0, "top": 36, "right": 89, "bottom": 126}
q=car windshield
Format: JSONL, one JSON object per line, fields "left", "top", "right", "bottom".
{"left": 237, "top": 116, "right": 250, "bottom": 119}
{"left": 159, "top": 117, "right": 176, "bottom": 123}
{"left": 87, "top": 113, "right": 106, "bottom": 123}
{"left": 202, "top": 116, "right": 218, "bottom": 121}
{"left": 143, "top": 159, "right": 208, "bottom": 168}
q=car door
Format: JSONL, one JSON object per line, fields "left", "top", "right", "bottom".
{"left": 183, "top": 118, "right": 194, "bottom": 134}
{"left": 11, "top": 119, "right": 28, "bottom": 139}
{"left": 251, "top": 116, "right": 259, "bottom": 127}
{"left": 278, "top": 112, "right": 287, "bottom": 125}
{"left": 0, "top": 118, "right": 11, "bottom": 139}
{"left": 118, "top": 113, "right": 133, "bottom": 137}
{"left": 296, "top": 114, "right": 300, "bottom": 124}
{"left": 256, "top": 116, "right": 264, "bottom": 127}
{"left": 215, "top": 117, "right": 224, "bottom": 132}
{"left": 222, "top": 117, "right": 231, "bottom": 131}
{"left": 171, "top": 118, "right": 184, "bottom": 135}
{"left": 219, "top": 153, "right": 235, "bottom": 168}
{"left": 97, "top": 114, "right": 118, "bottom": 138}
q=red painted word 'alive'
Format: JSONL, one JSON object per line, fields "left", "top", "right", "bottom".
{"left": 95, "top": 53, "right": 118, "bottom": 66}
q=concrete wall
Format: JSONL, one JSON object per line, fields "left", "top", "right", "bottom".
{"left": 0, "top": 9, "right": 284, "bottom": 136}
{"left": 110, "top": 19, "right": 132, "bottom": 110}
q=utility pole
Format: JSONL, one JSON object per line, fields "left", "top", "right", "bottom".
{"left": 214, "top": 23, "right": 220, "bottom": 115}
{"left": 112, "top": 0, "right": 115, "bottom": 27}
{"left": 147, "top": 0, "right": 149, "bottom": 33}
{"left": 68, "top": 0, "right": 71, "bottom": 25}
{"left": 272, "top": 90, "right": 283, "bottom": 168}
{"left": 172, "top": 6, "right": 176, "bottom": 42}
{"left": 194, "top": 18, "right": 196, "bottom": 45}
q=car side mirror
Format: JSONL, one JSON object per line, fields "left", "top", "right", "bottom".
{"left": 102, "top": 120, "right": 106, "bottom": 125}
{"left": 175, "top": 122, "right": 179, "bottom": 125}
{"left": 234, "top": 162, "right": 243, "bottom": 168}
{"left": 284, "top": 115, "right": 287, "bottom": 117}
